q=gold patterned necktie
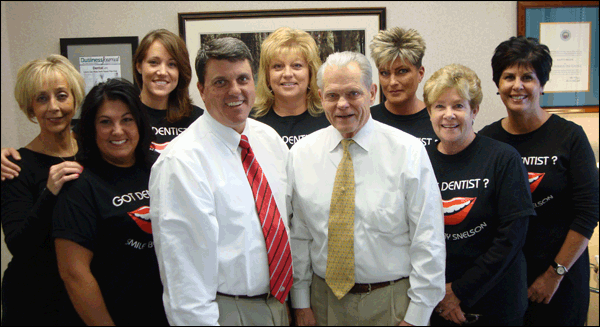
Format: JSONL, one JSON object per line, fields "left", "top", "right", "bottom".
{"left": 326, "top": 138, "right": 356, "bottom": 299}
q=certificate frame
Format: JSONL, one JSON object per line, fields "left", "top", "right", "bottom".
{"left": 178, "top": 7, "right": 386, "bottom": 108}
{"left": 60, "top": 36, "right": 139, "bottom": 95}
{"left": 518, "top": 1, "right": 599, "bottom": 113}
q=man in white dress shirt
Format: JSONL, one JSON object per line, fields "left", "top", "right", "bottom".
{"left": 149, "top": 37, "right": 291, "bottom": 326}
{"left": 288, "top": 51, "right": 446, "bottom": 326}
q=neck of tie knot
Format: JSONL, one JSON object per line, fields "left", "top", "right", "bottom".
{"left": 341, "top": 139, "right": 354, "bottom": 152}
{"left": 239, "top": 135, "right": 250, "bottom": 150}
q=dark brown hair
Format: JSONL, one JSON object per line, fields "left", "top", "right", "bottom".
{"left": 133, "top": 29, "right": 193, "bottom": 123}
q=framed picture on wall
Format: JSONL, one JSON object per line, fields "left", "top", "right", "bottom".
{"left": 60, "top": 36, "right": 139, "bottom": 100}
{"left": 518, "top": 1, "right": 599, "bottom": 113}
{"left": 178, "top": 7, "right": 386, "bottom": 108}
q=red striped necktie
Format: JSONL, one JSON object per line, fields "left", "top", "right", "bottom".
{"left": 239, "top": 135, "right": 293, "bottom": 303}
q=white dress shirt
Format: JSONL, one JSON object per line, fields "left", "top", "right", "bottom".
{"left": 149, "top": 111, "right": 289, "bottom": 326}
{"left": 287, "top": 116, "right": 446, "bottom": 326}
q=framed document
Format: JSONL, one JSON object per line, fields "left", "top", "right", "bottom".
{"left": 518, "top": 1, "right": 598, "bottom": 113}
{"left": 60, "top": 36, "right": 139, "bottom": 98}
{"left": 178, "top": 7, "right": 386, "bottom": 107}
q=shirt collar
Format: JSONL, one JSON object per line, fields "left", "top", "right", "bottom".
{"left": 327, "top": 114, "right": 373, "bottom": 153}
{"left": 203, "top": 109, "right": 246, "bottom": 154}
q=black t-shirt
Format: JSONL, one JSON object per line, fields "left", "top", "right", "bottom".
{"left": 53, "top": 157, "right": 168, "bottom": 326}
{"left": 1, "top": 148, "right": 82, "bottom": 325}
{"left": 370, "top": 103, "right": 439, "bottom": 147}
{"left": 479, "top": 114, "right": 599, "bottom": 295}
{"left": 252, "top": 109, "right": 330, "bottom": 148}
{"left": 427, "top": 135, "right": 535, "bottom": 320}
{"left": 145, "top": 103, "right": 204, "bottom": 152}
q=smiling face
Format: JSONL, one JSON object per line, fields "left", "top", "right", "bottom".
{"left": 320, "top": 62, "right": 377, "bottom": 139}
{"left": 31, "top": 72, "right": 75, "bottom": 135}
{"left": 429, "top": 87, "right": 478, "bottom": 155}
{"left": 378, "top": 57, "right": 424, "bottom": 110}
{"left": 268, "top": 51, "right": 310, "bottom": 104}
{"left": 198, "top": 59, "right": 255, "bottom": 134}
{"left": 95, "top": 99, "right": 139, "bottom": 167}
{"left": 136, "top": 40, "right": 179, "bottom": 107}
{"left": 498, "top": 64, "right": 543, "bottom": 115}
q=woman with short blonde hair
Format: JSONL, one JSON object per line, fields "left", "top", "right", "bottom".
{"left": 2, "top": 54, "right": 85, "bottom": 325}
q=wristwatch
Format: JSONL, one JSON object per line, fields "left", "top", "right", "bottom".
{"left": 551, "top": 261, "right": 568, "bottom": 275}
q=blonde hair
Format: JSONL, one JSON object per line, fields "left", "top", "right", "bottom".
{"left": 253, "top": 27, "right": 323, "bottom": 118}
{"left": 423, "top": 64, "right": 483, "bottom": 110}
{"left": 369, "top": 27, "right": 426, "bottom": 70}
{"left": 14, "top": 54, "right": 85, "bottom": 123}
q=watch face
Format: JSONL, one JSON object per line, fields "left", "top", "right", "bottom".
{"left": 556, "top": 266, "right": 566, "bottom": 275}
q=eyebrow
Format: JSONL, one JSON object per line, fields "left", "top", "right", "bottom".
{"left": 97, "top": 112, "right": 132, "bottom": 119}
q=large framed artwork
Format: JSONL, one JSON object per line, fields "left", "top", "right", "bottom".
{"left": 178, "top": 7, "right": 386, "bottom": 108}
{"left": 518, "top": 1, "right": 599, "bottom": 113}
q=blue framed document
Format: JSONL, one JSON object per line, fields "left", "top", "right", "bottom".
{"left": 518, "top": 1, "right": 599, "bottom": 113}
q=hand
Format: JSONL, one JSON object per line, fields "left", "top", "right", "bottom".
{"left": 294, "top": 308, "right": 316, "bottom": 326}
{"left": 46, "top": 161, "right": 83, "bottom": 195}
{"left": 436, "top": 283, "right": 466, "bottom": 325}
{"left": 1, "top": 147, "right": 21, "bottom": 181}
{"left": 528, "top": 266, "right": 562, "bottom": 304}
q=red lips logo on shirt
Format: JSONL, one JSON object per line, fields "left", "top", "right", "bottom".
{"left": 127, "top": 206, "right": 152, "bottom": 234}
{"left": 442, "top": 197, "right": 477, "bottom": 225}
{"left": 150, "top": 142, "right": 169, "bottom": 153}
{"left": 528, "top": 172, "right": 545, "bottom": 193}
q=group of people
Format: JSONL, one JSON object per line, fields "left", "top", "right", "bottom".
{"left": 0, "top": 24, "right": 597, "bottom": 327}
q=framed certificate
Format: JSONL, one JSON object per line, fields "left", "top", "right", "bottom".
{"left": 518, "top": 1, "right": 598, "bottom": 113}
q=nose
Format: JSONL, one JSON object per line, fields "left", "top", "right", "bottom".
{"left": 512, "top": 77, "right": 524, "bottom": 90}
{"left": 283, "top": 65, "right": 293, "bottom": 77}
{"left": 157, "top": 63, "right": 167, "bottom": 75}
{"left": 48, "top": 95, "right": 60, "bottom": 111}
{"left": 112, "top": 122, "right": 125, "bottom": 136}
{"left": 443, "top": 107, "right": 455, "bottom": 119}
{"left": 337, "top": 95, "right": 350, "bottom": 109}
{"left": 228, "top": 81, "right": 241, "bottom": 96}
{"left": 389, "top": 74, "right": 399, "bottom": 85}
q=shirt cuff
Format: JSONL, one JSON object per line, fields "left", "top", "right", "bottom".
{"left": 403, "top": 301, "right": 434, "bottom": 326}
{"left": 291, "top": 287, "right": 311, "bottom": 309}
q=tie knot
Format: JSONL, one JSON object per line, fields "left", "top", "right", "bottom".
{"left": 239, "top": 135, "right": 250, "bottom": 150}
{"left": 341, "top": 139, "right": 354, "bottom": 152}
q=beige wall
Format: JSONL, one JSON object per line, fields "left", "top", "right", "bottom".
{"left": 1, "top": 0, "right": 598, "bottom": 322}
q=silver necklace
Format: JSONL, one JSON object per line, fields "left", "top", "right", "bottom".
{"left": 38, "top": 132, "right": 77, "bottom": 161}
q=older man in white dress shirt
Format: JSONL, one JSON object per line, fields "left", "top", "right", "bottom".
{"left": 149, "top": 37, "right": 291, "bottom": 326}
{"left": 288, "top": 51, "right": 445, "bottom": 326}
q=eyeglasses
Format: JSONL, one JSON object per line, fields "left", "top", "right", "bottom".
{"left": 463, "top": 314, "right": 482, "bottom": 325}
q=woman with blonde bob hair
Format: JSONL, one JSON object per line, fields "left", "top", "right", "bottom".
{"left": 253, "top": 27, "right": 329, "bottom": 148}
{"left": 425, "top": 64, "right": 534, "bottom": 326}
{"left": 1, "top": 54, "right": 85, "bottom": 325}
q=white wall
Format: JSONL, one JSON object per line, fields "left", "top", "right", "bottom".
{"left": 2, "top": 0, "right": 598, "bottom": 319}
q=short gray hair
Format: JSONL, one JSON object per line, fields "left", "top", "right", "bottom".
{"left": 195, "top": 37, "right": 253, "bottom": 85}
{"left": 317, "top": 51, "right": 373, "bottom": 90}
